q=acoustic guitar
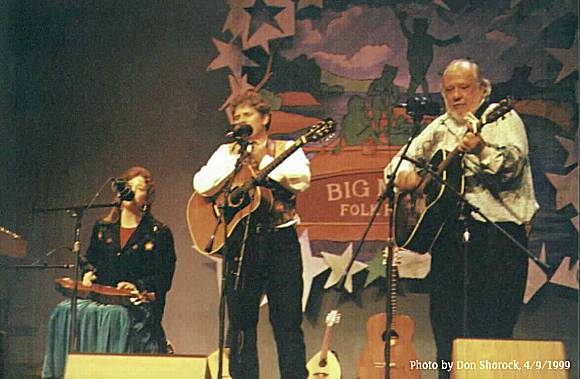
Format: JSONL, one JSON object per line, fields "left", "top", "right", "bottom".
{"left": 55, "top": 277, "right": 155, "bottom": 306}
{"left": 357, "top": 248, "right": 420, "bottom": 379}
{"left": 187, "top": 119, "right": 336, "bottom": 255}
{"left": 393, "top": 99, "right": 513, "bottom": 253}
{"left": 306, "top": 310, "right": 342, "bottom": 379}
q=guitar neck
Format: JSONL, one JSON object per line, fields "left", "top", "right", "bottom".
{"left": 249, "top": 139, "right": 304, "bottom": 187}
{"left": 319, "top": 324, "right": 334, "bottom": 361}
{"left": 432, "top": 100, "right": 513, "bottom": 179}
{"left": 390, "top": 266, "right": 398, "bottom": 320}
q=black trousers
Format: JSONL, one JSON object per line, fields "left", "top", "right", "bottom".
{"left": 225, "top": 225, "right": 307, "bottom": 379}
{"left": 429, "top": 219, "right": 528, "bottom": 378}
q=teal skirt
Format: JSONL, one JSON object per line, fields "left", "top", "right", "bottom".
{"left": 42, "top": 299, "right": 165, "bottom": 378}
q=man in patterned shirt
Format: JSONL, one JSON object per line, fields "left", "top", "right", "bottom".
{"left": 385, "top": 59, "right": 538, "bottom": 378}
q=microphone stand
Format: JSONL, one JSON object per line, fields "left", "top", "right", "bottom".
{"left": 213, "top": 138, "right": 250, "bottom": 379}
{"left": 332, "top": 110, "right": 427, "bottom": 378}
{"left": 33, "top": 202, "right": 118, "bottom": 353}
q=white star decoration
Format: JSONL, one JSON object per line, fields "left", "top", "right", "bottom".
{"left": 207, "top": 37, "right": 258, "bottom": 78}
{"left": 546, "top": 36, "right": 578, "bottom": 83}
{"left": 321, "top": 243, "right": 368, "bottom": 293}
{"left": 299, "top": 229, "right": 329, "bottom": 311}
{"left": 546, "top": 167, "right": 579, "bottom": 212}
{"left": 550, "top": 256, "right": 579, "bottom": 290}
{"left": 524, "top": 243, "right": 548, "bottom": 304}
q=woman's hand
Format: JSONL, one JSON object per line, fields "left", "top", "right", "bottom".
{"left": 117, "top": 281, "right": 138, "bottom": 293}
{"left": 82, "top": 271, "right": 96, "bottom": 287}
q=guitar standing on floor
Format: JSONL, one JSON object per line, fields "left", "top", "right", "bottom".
{"left": 306, "top": 310, "right": 342, "bottom": 379}
{"left": 357, "top": 248, "right": 420, "bottom": 379}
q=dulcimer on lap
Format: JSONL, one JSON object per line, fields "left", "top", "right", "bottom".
{"left": 55, "top": 277, "right": 155, "bottom": 306}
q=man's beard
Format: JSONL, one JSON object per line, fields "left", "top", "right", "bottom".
{"left": 445, "top": 105, "right": 469, "bottom": 124}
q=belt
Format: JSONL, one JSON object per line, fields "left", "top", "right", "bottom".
{"left": 253, "top": 223, "right": 293, "bottom": 234}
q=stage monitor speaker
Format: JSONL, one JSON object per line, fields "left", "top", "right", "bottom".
{"left": 451, "top": 338, "right": 568, "bottom": 379}
{"left": 64, "top": 352, "right": 210, "bottom": 379}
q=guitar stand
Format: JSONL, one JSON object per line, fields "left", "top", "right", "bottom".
{"left": 458, "top": 201, "right": 472, "bottom": 337}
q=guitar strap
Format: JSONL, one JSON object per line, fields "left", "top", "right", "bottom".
{"left": 474, "top": 99, "right": 491, "bottom": 120}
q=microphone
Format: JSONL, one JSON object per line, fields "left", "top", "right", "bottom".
{"left": 112, "top": 178, "right": 135, "bottom": 201}
{"left": 226, "top": 124, "right": 253, "bottom": 139}
{"left": 400, "top": 97, "right": 442, "bottom": 116}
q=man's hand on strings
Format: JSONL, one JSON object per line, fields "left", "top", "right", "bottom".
{"left": 459, "top": 112, "right": 486, "bottom": 155}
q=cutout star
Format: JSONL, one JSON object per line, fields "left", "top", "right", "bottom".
{"left": 223, "top": 0, "right": 252, "bottom": 39}
{"left": 207, "top": 37, "right": 258, "bottom": 78}
{"left": 550, "top": 256, "right": 579, "bottom": 290}
{"left": 322, "top": 243, "right": 368, "bottom": 293}
{"left": 241, "top": 0, "right": 295, "bottom": 53}
{"left": 546, "top": 35, "right": 578, "bottom": 83}
{"left": 244, "top": 0, "right": 285, "bottom": 38}
{"left": 523, "top": 243, "right": 548, "bottom": 304}
{"left": 546, "top": 167, "right": 579, "bottom": 212}
{"left": 364, "top": 249, "right": 386, "bottom": 288}
{"left": 556, "top": 135, "right": 578, "bottom": 168}
{"left": 299, "top": 229, "right": 329, "bottom": 311}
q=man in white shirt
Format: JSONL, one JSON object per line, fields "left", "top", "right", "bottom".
{"left": 194, "top": 90, "right": 310, "bottom": 379}
{"left": 386, "top": 59, "right": 538, "bottom": 378}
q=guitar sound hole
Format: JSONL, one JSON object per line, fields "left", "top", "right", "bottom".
{"left": 319, "top": 358, "right": 327, "bottom": 367}
{"left": 382, "top": 330, "right": 399, "bottom": 341}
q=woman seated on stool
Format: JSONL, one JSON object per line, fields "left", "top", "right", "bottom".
{"left": 42, "top": 166, "right": 177, "bottom": 379}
